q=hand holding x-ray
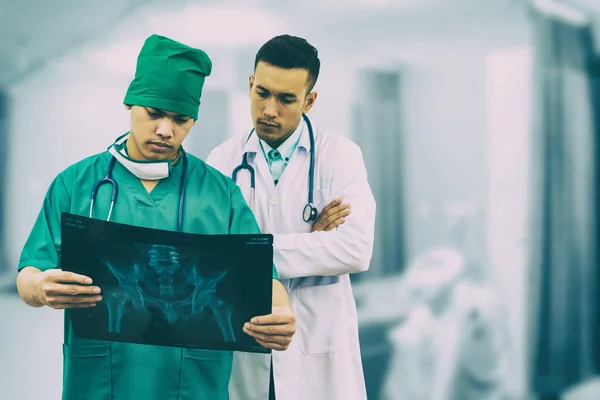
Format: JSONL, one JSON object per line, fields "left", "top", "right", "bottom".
{"left": 27, "top": 268, "right": 102, "bottom": 309}
{"left": 243, "top": 305, "right": 296, "bottom": 351}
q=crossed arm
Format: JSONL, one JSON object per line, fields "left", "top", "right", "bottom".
{"left": 272, "top": 144, "right": 376, "bottom": 280}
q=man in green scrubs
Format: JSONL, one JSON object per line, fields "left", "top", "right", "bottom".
{"left": 15, "top": 34, "right": 296, "bottom": 400}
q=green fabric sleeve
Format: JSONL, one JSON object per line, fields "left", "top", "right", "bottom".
{"left": 18, "top": 173, "right": 72, "bottom": 272}
{"left": 228, "top": 185, "right": 279, "bottom": 280}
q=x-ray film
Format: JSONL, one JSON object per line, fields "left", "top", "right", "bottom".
{"left": 60, "top": 213, "right": 273, "bottom": 354}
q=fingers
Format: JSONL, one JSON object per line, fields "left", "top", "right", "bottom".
{"left": 43, "top": 283, "right": 101, "bottom": 296}
{"left": 321, "top": 205, "right": 351, "bottom": 231}
{"left": 48, "top": 295, "right": 102, "bottom": 305}
{"left": 244, "top": 306, "right": 296, "bottom": 349}
{"left": 48, "top": 270, "right": 94, "bottom": 285}
{"left": 46, "top": 292, "right": 102, "bottom": 309}
{"left": 324, "top": 216, "right": 346, "bottom": 231}
{"left": 244, "top": 306, "right": 296, "bottom": 350}
{"left": 244, "top": 325, "right": 275, "bottom": 339}
{"left": 52, "top": 302, "right": 98, "bottom": 310}
{"left": 321, "top": 201, "right": 350, "bottom": 219}
{"left": 325, "top": 220, "right": 343, "bottom": 231}
{"left": 324, "top": 204, "right": 351, "bottom": 225}
{"left": 244, "top": 326, "right": 293, "bottom": 351}
{"left": 322, "top": 198, "right": 343, "bottom": 212}
{"left": 244, "top": 321, "right": 295, "bottom": 337}
{"left": 250, "top": 308, "right": 295, "bottom": 326}
{"left": 312, "top": 199, "right": 351, "bottom": 232}
{"left": 254, "top": 338, "right": 290, "bottom": 352}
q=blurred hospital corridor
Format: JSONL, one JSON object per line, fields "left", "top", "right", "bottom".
{"left": 2, "top": 0, "right": 600, "bottom": 399}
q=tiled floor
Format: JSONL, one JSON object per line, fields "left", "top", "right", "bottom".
{"left": 0, "top": 293, "right": 64, "bottom": 399}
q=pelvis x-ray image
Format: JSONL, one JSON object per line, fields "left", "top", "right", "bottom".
{"left": 96, "top": 242, "right": 237, "bottom": 343}
{"left": 60, "top": 213, "right": 273, "bottom": 354}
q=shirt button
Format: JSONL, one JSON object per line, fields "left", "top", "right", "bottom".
{"left": 270, "top": 197, "right": 279, "bottom": 206}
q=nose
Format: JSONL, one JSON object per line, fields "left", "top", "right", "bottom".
{"left": 263, "top": 97, "right": 278, "bottom": 119}
{"left": 156, "top": 118, "right": 173, "bottom": 138}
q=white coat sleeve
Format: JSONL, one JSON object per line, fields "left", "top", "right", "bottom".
{"left": 273, "top": 141, "right": 376, "bottom": 279}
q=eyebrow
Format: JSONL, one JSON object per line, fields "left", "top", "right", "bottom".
{"left": 256, "top": 85, "right": 297, "bottom": 99}
{"left": 145, "top": 107, "right": 189, "bottom": 119}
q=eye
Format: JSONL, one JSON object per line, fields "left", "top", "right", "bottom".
{"left": 147, "top": 111, "right": 161, "bottom": 119}
{"left": 174, "top": 118, "right": 188, "bottom": 125}
{"left": 281, "top": 98, "right": 295, "bottom": 105}
{"left": 257, "top": 91, "right": 269, "bottom": 98}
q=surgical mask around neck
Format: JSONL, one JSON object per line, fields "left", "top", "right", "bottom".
{"left": 108, "top": 133, "right": 176, "bottom": 180}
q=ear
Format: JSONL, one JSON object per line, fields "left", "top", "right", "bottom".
{"left": 124, "top": 104, "right": 132, "bottom": 110}
{"left": 303, "top": 91, "right": 318, "bottom": 114}
{"left": 248, "top": 75, "right": 255, "bottom": 97}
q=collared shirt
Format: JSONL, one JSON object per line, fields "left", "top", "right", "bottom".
{"left": 258, "top": 119, "right": 304, "bottom": 185}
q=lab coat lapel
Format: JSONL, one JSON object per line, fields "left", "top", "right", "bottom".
{"left": 242, "top": 131, "right": 275, "bottom": 192}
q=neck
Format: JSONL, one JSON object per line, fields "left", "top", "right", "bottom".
{"left": 125, "top": 138, "right": 146, "bottom": 161}
{"left": 170, "top": 149, "right": 183, "bottom": 166}
{"left": 266, "top": 139, "right": 285, "bottom": 150}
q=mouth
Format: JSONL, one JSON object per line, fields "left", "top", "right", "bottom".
{"left": 148, "top": 142, "right": 172, "bottom": 152}
{"left": 259, "top": 121, "right": 279, "bottom": 128}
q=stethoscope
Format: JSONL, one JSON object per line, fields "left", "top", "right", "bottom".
{"left": 89, "top": 149, "right": 188, "bottom": 232}
{"left": 232, "top": 113, "right": 317, "bottom": 223}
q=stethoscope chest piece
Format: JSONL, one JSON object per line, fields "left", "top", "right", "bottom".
{"left": 303, "top": 203, "right": 318, "bottom": 223}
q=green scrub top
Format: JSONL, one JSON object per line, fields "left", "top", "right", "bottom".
{"left": 18, "top": 149, "right": 278, "bottom": 400}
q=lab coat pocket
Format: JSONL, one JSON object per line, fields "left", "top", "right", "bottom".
{"left": 179, "top": 349, "right": 233, "bottom": 400}
{"left": 62, "top": 343, "right": 112, "bottom": 400}
{"left": 297, "top": 284, "right": 344, "bottom": 355}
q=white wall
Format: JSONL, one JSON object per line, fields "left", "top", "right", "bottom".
{"left": 7, "top": 62, "right": 131, "bottom": 270}
{"left": 485, "top": 45, "right": 533, "bottom": 398}
{"left": 292, "top": 3, "right": 531, "bottom": 260}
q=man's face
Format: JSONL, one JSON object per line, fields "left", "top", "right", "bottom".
{"left": 249, "top": 61, "right": 317, "bottom": 148}
{"left": 126, "top": 105, "right": 195, "bottom": 161}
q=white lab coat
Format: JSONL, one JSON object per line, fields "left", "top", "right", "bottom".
{"left": 206, "top": 120, "right": 376, "bottom": 400}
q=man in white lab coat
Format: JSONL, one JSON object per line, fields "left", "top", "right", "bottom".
{"left": 206, "top": 34, "right": 376, "bottom": 400}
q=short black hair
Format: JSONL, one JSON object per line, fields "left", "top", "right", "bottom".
{"left": 254, "top": 34, "right": 321, "bottom": 93}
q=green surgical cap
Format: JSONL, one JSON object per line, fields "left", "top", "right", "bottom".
{"left": 123, "top": 34, "right": 212, "bottom": 120}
